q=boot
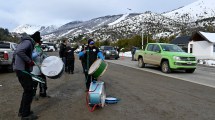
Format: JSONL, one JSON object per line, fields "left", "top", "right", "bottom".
{"left": 21, "top": 114, "right": 38, "bottom": 120}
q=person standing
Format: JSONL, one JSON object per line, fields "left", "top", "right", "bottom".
{"left": 79, "top": 44, "right": 86, "bottom": 73}
{"left": 78, "top": 39, "right": 104, "bottom": 91}
{"left": 30, "top": 32, "right": 49, "bottom": 99}
{"left": 65, "top": 45, "right": 78, "bottom": 74}
{"left": 14, "top": 32, "right": 38, "bottom": 120}
{"left": 131, "top": 46, "right": 137, "bottom": 61}
{"left": 59, "top": 39, "right": 68, "bottom": 72}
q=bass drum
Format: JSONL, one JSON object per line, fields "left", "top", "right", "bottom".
{"left": 88, "top": 81, "right": 106, "bottom": 107}
{"left": 88, "top": 59, "right": 108, "bottom": 78}
{"left": 41, "top": 56, "right": 64, "bottom": 79}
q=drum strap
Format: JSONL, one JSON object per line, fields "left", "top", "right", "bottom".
{"left": 21, "top": 70, "right": 45, "bottom": 84}
{"left": 86, "top": 48, "right": 90, "bottom": 83}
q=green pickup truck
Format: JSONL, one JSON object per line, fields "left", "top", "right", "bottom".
{"left": 135, "top": 43, "right": 197, "bottom": 73}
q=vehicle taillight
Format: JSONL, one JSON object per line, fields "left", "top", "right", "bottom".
{"left": 4, "top": 52, "right": 8, "bottom": 60}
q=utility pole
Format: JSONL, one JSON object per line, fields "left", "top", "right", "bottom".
{"left": 141, "top": 26, "right": 144, "bottom": 49}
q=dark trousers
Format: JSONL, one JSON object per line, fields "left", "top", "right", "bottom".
{"left": 16, "top": 70, "right": 34, "bottom": 117}
{"left": 62, "top": 57, "right": 67, "bottom": 72}
{"left": 33, "top": 74, "right": 47, "bottom": 97}
{"left": 84, "top": 67, "right": 97, "bottom": 90}
{"left": 81, "top": 61, "right": 85, "bottom": 73}
{"left": 132, "top": 54, "right": 135, "bottom": 60}
{"left": 66, "top": 59, "right": 74, "bottom": 73}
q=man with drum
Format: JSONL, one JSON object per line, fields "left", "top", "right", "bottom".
{"left": 30, "top": 31, "right": 49, "bottom": 99}
{"left": 14, "top": 32, "right": 38, "bottom": 120}
{"left": 78, "top": 39, "right": 104, "bottom": 91}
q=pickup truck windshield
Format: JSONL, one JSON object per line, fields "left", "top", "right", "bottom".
{"left": 161, "top": 44, "right": 184, "bottom": 52}
{"left": 0, "top": 43, "right": 10, "bottom": 49}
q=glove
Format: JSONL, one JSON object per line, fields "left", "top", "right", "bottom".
{"left": 27, "top": 61, "right": 35, "bottom": 67}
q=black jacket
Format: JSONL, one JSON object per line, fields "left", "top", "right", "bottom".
{"left": 65, "top": 47, "right": 75, "bottom": 60}
{"left": 59, "top": 43, "right": 67, "bottom": 58}
{"left": 81, "top": 46, "right": 99, "bottom": 68}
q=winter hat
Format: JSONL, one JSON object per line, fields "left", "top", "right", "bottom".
{"left": 88, "top": 39, "right": 94, "bottom": 45}
{"left": 30, "top": 31, "right": 42, "bottom": 43}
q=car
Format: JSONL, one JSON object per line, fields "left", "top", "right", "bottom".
{"left": 135, "top": 43, "right": 197, "bottom": 73}
{"left": 42, "top": 42, "right": 57, "bottom": 52}
{"left": 100, "top": 46, "right": 119, "bottom": 60}
{"left": 0, "top": 41, "right": 17, "bottom": 72}
{"left": 41, "top": 44, "right": 50, "bottom": 52}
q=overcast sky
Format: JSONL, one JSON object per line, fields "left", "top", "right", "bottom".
{"left": 0, "top": 0, "right": 197, "bottom": 31}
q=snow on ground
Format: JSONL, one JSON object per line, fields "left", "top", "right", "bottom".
{"left": 198, "top": 59, "right": 215, "bottom": 67}
{"left": 119, "top": 51, "right": 215, "bottom": 67}
{"left": 119, "top": 51, "right": 132, "bottom": 57}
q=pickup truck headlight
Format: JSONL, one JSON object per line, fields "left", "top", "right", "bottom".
{"left": 173, "top": 56, "right": 181, "bottom": 61}
{"left": 106, "top": 51, "right": 110, "bottom": 54}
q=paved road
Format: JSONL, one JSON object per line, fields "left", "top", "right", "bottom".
{"left": 0, "top": 52, "right": 215, "bottom": 120}
{"left": 106, "top": 57, "right": 215, "bottom": 88}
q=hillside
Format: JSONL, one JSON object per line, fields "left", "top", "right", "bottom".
{"left": 12, "top": 0, "right": 215, "bottom": 41}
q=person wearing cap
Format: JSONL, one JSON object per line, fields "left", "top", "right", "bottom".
{"left": 30, "top": 31, "right": 49, "bottom": 99}
{"left": 78, "top": 39, "right": 104, "bottom": 91}
{"left": 14, "top": 32, "right": 38, "bottom": 120}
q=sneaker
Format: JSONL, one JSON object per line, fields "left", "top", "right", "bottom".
{"left": 18, "top": 111, "right": 34, "bottom": 117}
{"left": 21, "top": 114, "right": 38, "bottom": 120}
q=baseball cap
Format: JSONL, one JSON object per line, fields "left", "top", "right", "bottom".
{"left": 89, "top": 41, "right": 95, "bottom": 45}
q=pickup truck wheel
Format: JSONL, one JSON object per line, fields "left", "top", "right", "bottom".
{"left": 138, "top": 58, "right": 145, "bottom": 68}
{"left": 161, "top": 61, "right": 171, "bottom": 73}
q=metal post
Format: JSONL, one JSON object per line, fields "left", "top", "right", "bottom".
{"left": 147, "top": 33, "right": 148, "bottom": 44}
{"left": 141, "top": 31, "right": 144, "bottom": 49}
{"left": 141, "top": 23, "right": 144, "bottom": 50}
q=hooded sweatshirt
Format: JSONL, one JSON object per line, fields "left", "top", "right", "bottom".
{"left": 14, "top": 35, "right": 35, "bottom": 72}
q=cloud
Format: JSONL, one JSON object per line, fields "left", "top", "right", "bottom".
{"left": 0, "top": 0, "right": 197, "bottom": 30}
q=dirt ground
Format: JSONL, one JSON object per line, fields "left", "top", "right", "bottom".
{"left": 1, "top": 53, "right": 215, "bottom": 120}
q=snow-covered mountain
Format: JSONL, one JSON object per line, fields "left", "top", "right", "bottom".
{"left": 13, "top": 24, "right": 42, "bottom": 34}
{"left": 163, "top": 0, "right": 215, "bottom": 22}
{"left": 13, "top": 24, "right": 58, "bottom": 35}
{"left": 91, "top": 11, "right": 182, "bottom": 41}
{"left": 13, "top": 0, "right": 215, "bottom": 41}
{"left": 39, "top": 25, "right": 58, "bottom": 34}
{"left": 42, "top": 13, "right": 140, "bottom": 40}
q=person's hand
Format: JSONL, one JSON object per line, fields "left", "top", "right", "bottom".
{"left": 27, "top": 61, "right": 35, "bottom": 67}
{"left": 38, "top": 52, "right": 43, "bottom": 56}
{"left": 83, "top": 50, "right": 86, "bottom": 54}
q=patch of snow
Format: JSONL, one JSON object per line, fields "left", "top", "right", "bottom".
{"left": 119, "top": 51, "right": 132, "bottom": 57}
{"left": 198, "top": 59, "right": 215, "bottom": 67}
{"left": 108, "top": 13, "right": 129, "bottom": 26}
